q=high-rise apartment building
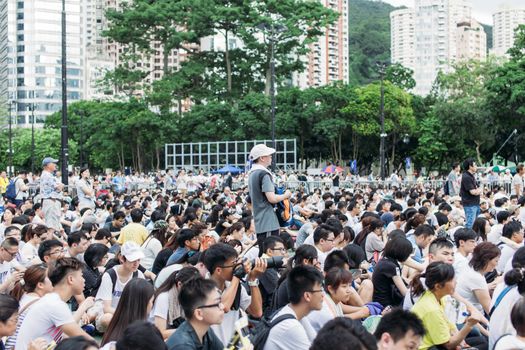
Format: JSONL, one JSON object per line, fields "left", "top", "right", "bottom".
{"left": 293, "top": 0, "right": 349, "bottom": 88}
{"left": 3, "top": 0, "right": 85, "bottom": 126}
{"left": 456, "top": 19, "right": 486, "bottom": 62}
{"left": 492, "top": 6, "right": 525, "bottom": 57}
{"left": 390, "top": 0, "right": 485, "bottom": 95}
{"left": 0, "top": 0, "right": 8, "bottom": 105}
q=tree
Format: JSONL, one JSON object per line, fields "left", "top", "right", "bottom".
{"left": 386, "top": 63, "right": 416, "bottom": 91}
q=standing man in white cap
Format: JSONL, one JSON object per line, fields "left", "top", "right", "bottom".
{"left": 40, "top": 157, "right": 64, "bottom": 233}
{"left": 248, "top": 144, "right": 291, "bottom": 256}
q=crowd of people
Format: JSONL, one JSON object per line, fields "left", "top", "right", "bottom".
{"left": 0, "top": 148, "right": 524, "bottom": 350}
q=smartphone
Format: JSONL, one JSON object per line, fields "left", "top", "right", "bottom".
{"left": 350, "top": 269, "right": 362, "bottom": 279}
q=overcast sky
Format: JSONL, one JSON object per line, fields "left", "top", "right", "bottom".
{"left": 381, "top": 0, "right": 525, "bottom": 25}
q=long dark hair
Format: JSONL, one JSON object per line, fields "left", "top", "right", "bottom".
{"left": 154, "top": 266, "right": 200, "bottom": 301}
{"left": 410, "top": 261, "right": 455, "bottom": 298}
{"left": 11, "top": 264, "right": 47, "bottom": 301}
{"left": 278, "top": 245, "right": 318, "bottom": 284}
{"left": 469, "top": 242, "right": 500, "bottom": 272}
{"left": 472, "top": 217, "right": 488, "bottom": 241}
{"left": 101, "top": 278, "right": 154, "bottom": 345}
{"left": 355, "top": 217, "right": 383, "bottom": 246}
{"left": 504, "top": 247, "right": 525, "bottom": 294}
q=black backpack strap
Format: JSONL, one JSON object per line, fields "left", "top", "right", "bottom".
{"left": 269, "top": 313, "right": 295, "bottom": 327}
{"left": 107, "top": 268, "right": 117, "bottom": 295}
{"left": 493, "top": 333, "right": 512, "bottom": 349}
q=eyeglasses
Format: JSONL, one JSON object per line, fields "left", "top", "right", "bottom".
{"left": 49, "top": 249, "right": 66, "bottom": 256}
{"left": 306, "top": 289, "right": 323, "bottom": 294}
{"left": 196, "top": 302, "right": 224, "bottom": 310}
{"left": 325, "top": 238, "right": 335, "bottom": 242}
{"left": 220, "top": 261, "right": 242, "bottom": 269}
{"left": 2, "top": 248, "right": 18, "bottom": 257}
{"left": 271, "top": 247, "right": 287, "bottom": 252}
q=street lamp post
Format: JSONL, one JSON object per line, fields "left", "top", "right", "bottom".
{"left": 7, "top": 100, "right": 14, "bottom": 177}
{"left": 28, "top": 104, "right": 35, "bottom": 174}
{"left": 61, "top": 0, "right": 69, "bottom": 185}
{"left": 377, "top": 63, "right": 387, "bottom": 180}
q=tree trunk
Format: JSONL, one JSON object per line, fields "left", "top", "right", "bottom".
{"left": 224, "top": 30, "right": 232, "bottom": 96}
{"left": 390, "top": 133, "right": 397, "bottom": 170}
{"left": 475, "top": 141, "right": 482, "bottom": 166}
{"left": 156, "top": 147, "right": 160, "bottom": 170}
{"left": 338, "top": 132, "right": 342, "bottom": 164}
{"left": 136, "top": 142, "right": 142, "bottom": 174}
{"left": 264, "top": 68, "right": 271, "bottom": 96}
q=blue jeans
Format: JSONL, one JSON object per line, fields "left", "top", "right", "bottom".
{"left": 464, "top": 205, "right": 480, "bottom": 229}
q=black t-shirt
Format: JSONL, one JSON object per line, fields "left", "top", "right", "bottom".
{"left": 259, "top": 268, "right": 281, "bottom": 316}
{"left": 460, "top": 171, "right": 480, "bottom": 206}
{"left": 332, "top": 174, "right": 340, "bottom": 187}
{"left": 82, "top": 266, "right": 102, "bottom": 297}
{"left": 435, "top": 212, "right": 449, "bottom": 227}
{"left": 372, "top": 257, "right": 404, "bottom": 308}
{"left": 152, "top": 248, "right": 174, "bottom": 275}
{"left": 272, "top": 277, "right": 290, "bottom": 312}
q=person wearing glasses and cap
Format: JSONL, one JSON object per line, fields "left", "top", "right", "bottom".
{"left": 39, "top": 157, "right": 64, "bottom": 234}
{"left": 248, "top": 144, "right": 291, "bottom": 257}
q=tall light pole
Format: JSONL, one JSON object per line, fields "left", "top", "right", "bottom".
{"left": 7, "top": 100, "right": 15, "bottom": 177}
{"left": 28, "top": 104, "right": 35, "bottom": 174}
{"left": 377, "top": 63, "right": 387, "bottom": 180}
{"left": 61, "top": 0, "right": 69, "bottom": 185}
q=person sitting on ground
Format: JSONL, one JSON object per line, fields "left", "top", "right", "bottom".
{"left": 374, "top": 308, "right": 425, "bottom": 350}
{"left": 310, "top": 317, "right": 378, "bottom": 350}
{"left": 264, "top": 265, "right": 324, "bottom": 350}
{"left": 493, "top": 297, "right": 525, "bottom": 350}
{"left": 166, "top": 277, "right": 224, "bottom": 350}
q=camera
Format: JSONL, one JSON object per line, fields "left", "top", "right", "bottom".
{"left": 233, "top": 256, "right": 285, "bottom": 279}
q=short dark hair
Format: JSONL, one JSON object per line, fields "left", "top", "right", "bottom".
{"left": 38, "top": 239, "right": 62, "bottom": 261}
{"left": 496, "top": 210, "right": 511, "bottom": 224}
{"left": 203, "top": 243, "right": 237, "bottom": 274}
{"left": 67, "top": 231, "right": 87, "bottom": 247}
{"left": 115, "top": 321, "right": 167, "bottom": 350}
{"left": 1, "top": 236, "right": 18, "bottom": 249}
{"left": 469, "top": 242, "right": 501, "bottom": 272}
{"left": 287, "top": 265, "right": 324, "bottom": 304}
{"left": 313, "top": 225, "right": 335, "bottom": 244}
{"left": 429, "top": 237, "right": 454, "bottom": 255}
{"left": 453, "top": 228, "right": 478, "bottom": 248}
{"left": 263, "top": 236, "right": 284, "bottom": 253}
{"left": 0, "top": 294, "right": 19, "bottom": 322}
{"left": 324, "top": 250, "right": 350, "bottom": 272}
{"left": 95, "top": 228, "right": 112, "bottom": 240}
{"left": 502, "top": 220, "right": 522, "bottom": 239}
{"left": 48, "top": 257, "right": 83, "bottom": 286}
{"left": 383, "top": 237, "right": 413, "bottom": 262}
{"left": 511, "top": 298, "right": 525, "bottom": 337}
{"left": 413, "top": 224, "right": 435, "bottom": 238}
{"left": 374, "top": 308, "right": 425, "bottom": 342}
{"left": 54, "top": 337, "right": 99, "bottom": 350}
{"left": 462, "top": 158, "right": 475, "bottom": 171}
{"left": 176, "top": 228, "right": 198, "bottom": 248}
{"left": 324, "top": 268, "right": 353, "bottom": 292}
{"left": 130, "top": 208, "right": 143, "bottom": 223}
{"left": 179, "top": 277, "right": 218, "bottom": 320}
{"left": 311, "top": 317, "right": 377, "bottom": 350}
{"left": 113, "top": 211, "right": 126, "bottom": 221}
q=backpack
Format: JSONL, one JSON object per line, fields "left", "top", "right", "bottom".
{"left": 443, "top": 180, "right": 450, "bottom": 196}
{"left": 4, "top": 179, "right": 19, "bottom": 201}
{"left": 257, "top": 171, "right": 293, "bottom": 227}
{"left": 250, "top": 312, "right": 296, "bottom": 350}
{"left": 106, "top": 268, "right": 139, "bottom": 294}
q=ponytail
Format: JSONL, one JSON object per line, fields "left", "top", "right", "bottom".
{"left": 409, "top": 272, "right": 427, "bottom": 298}
{"left": 504, "top": 267, "right": 525, "bottom": 294}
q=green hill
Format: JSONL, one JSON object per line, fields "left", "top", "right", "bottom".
{"left": 348, "top": 0, "right": 395, "bottom": 85}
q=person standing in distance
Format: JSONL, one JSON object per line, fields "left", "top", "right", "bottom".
{"left": 40, "top": 157, "right": 64, "bottom": 233}
{"left": 248, "top": 144, "right": 291, "bottom": 257}
{"left": 460, "top": 158, "right": 482, "bottom": 229}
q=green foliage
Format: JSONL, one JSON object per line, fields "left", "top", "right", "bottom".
{"left": 0, "top": 128, "right": 78, "bottom": 172}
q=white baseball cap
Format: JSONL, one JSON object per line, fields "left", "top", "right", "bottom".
{"left": 120, "top": 241, "right": 144, "bottom": 262}
{"left": 249, "top": 144, "right": 276, "bottom": 160}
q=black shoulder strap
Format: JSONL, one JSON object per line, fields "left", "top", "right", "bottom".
{"left": 107, "top": 268, "right": 117, "bottom": 294}
{"left": 269, "top": 313, "right": 295, "bottom": 327}
{"left": 493, "top": 333, "right": 512, "bottom": 349}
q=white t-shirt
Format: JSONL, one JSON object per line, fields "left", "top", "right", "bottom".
{"left": 494, "top": 334, "right": 525, "bottom": 350}
{"left": 456, "top": 267, "right": 487, "bottom": 313}
{"left": 489, "top": 283, "right": 521, "bottom": 349}
{"left": 511, "top": 174, "right": 524, "bottom": 196}
{"left": 141, "top": 236, "right": 162, "bottom": 271}
{"left": 304, "top": 294, "right": 342, "bottom": 334}
{"left": 154, "top": 264, "right": 183, "bottom": 289}
{"left": 263, "top": 305, "right": 314, "bottom": 350}
{"left": 453, "top": 252, "right": 470, "bottom": 277}
{"left": 150, "top": 291, "right": 169, "bottom": 324}
{"left": 0, "top": 260, "right": 12, "bottom": 285}
{"left": 498, "top": 244, "right": 520, "bottom": 273}
{"left": 488, "top": 224, "right": 504, "bottom": 244}
{"left": 21, "top": 242, "right": 39, "bottom": 263}
{"left": 95, "top": 266, "right": 145, "bottom": 309}
{"left": 15, "top": 293, "right": 75, "bottom": 350}
{"left": 210, "top": 282, "right": 251, "bottom": 345}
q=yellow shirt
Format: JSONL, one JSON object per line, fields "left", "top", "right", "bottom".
{"left": 117, "top": 222, "right": 148, "bottom": 246}
{"left": 0, "top": 177, "right": 8, "bottom": 194}
{"left": 412, "top": 291, "right": 457, "bottom": 350}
